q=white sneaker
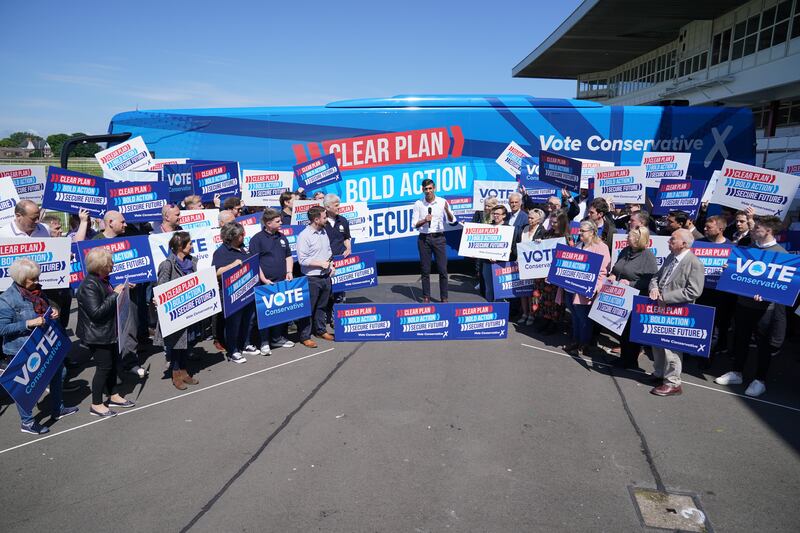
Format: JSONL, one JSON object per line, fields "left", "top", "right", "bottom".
{"left": 714, "top": 371, "right": 743, "bottom": 385}
{"left": 242, "top": 345, "right": 260, "bottom": 357}
{"left": 525, "top": 316, "right": 535, "bottom": 326}
{"left": 228, "top": 352, "right": 247, "bottom": 364}
{"left": 745, "top": 379, "right": 766, "bottom": 397}
{"left": 516, "top": 315, "right": 528, "bottom": 324}
{"left": 259, "top": 344, "right": 272, "bottom": 356}
{"left": 270, "top": 339, "right": 295, "bottom": 349}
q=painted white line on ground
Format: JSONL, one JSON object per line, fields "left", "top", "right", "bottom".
{"left": 0, "top": 348, "right": 336, "bottom": 456}
{"left": 520, "top": 343, "right": 800, "bottom": 414}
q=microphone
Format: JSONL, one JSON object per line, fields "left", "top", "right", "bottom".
{"left": 427, "top": 207, "right": 432, "bottom": 226}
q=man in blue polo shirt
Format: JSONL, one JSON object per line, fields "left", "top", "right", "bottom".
{"left": 296, "top": 206, "right": 336, "bottom": 348}
{"left": 323, "top": 194, "right": 351, "bottom": 325}
{"left": 249, "top": 208, "right": 295, "bottom": 355}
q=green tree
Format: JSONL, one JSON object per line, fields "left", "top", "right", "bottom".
{"left": 7, "top": 131, "right": 42, "bottom": 146}
{"left": 47, "top": 133, "right": 71, "bottom": 157}
{"left": 0, "top": 138, "right": 17, "bottom": 147}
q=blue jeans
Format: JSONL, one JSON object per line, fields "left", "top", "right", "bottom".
{"left": 166, "top": 347, "right": 188, "bottom": 371}
{"left": 569, "top": 302, "right": 593, "bottom": 345}
{"left": 225, "top": 304, "right": 255, "bottom": 355}
{"left": 17, "top": 364, "right": 66, "bottom": 424}
{"left": 481, "top": 262, "right": 496, "bottom": 302}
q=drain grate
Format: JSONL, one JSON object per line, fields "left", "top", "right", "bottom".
{"left": 629, "top": 487, "right": 712, "bottom": 532}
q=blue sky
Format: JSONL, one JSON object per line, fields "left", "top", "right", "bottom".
{"left": 0, "top": 0, "right": 581, "bottom": 139}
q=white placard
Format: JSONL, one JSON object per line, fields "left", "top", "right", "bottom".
{"left": 517, "top": 238, "right": 563, "bottom": 280}
{"left": 338, "top": 202, "right": 370, "bottom": 240}
{"left": 153, "top": 267, "right": 221, "bottom": 337}
{"left": 148, "top": 158, "right": 188, "bottom": 171}
{"left": 611, "top": 233, "right": 671, "bottom": 268}
{"left": 457, "top": 222, "right": 516, "bottom": 261}
{"left": 640, "top": 152, "right": 691, "bottom": 188}
{"left": 496, "top": 141, "right": 531, "bottom": 177}
{"left": 588, "top": 281, "right": 638, "bottom": 335}
{"left": 149, "top": 228, "right": 220, "bottom": 272}
{"left": 708, "top": 160, "right": 800, "bottom": 219}
{"left": 0, "top": 178, "right": 21, "bottom": 226}
{"left": 95, "top": 136, "right": 153, "bottom": 172}
{"left": 595, "top": 166, "right": 646, "bottom": 204}
{"left": 784, "top": 159, "right": 800, "bottom": 199}
{"left": 241, "top": 169, "right": 293, "bottom": 207}
{"left": 103, "top": 169, "right": 160, "bottom": 182}
{"left": 0, "top": 165, "right": 46, "bottom": 203}
{"left": 179, "top": 209, "right": 219, "bottom": 230}
{"left": 701, "top": 170, "right": 721, "bottom": 204}
{"left": 0, "top": 237, "right": 71, "bottom": 290}
{"left": 471, "top": 180, "right": 518, "bottom": 210}
{"left": 291, "top": 200, "right": 323, "bottom": 225}
{"left": 576, "top": 158, "right": 614, "bottom": 189}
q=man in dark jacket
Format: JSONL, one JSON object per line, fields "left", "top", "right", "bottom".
{"left": 586, "top": 198, "right": 616, "bottom": 252}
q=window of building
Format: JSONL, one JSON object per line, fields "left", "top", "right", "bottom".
{"left": 793, "top": 0, "right": 800, "bottom": 39}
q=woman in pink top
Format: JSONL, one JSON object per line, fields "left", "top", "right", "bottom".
{"left": 563, "top": 220, "right": 610, "bottom": 356}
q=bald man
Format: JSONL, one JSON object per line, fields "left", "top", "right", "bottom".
{"left": 93, "top": 211, "right": 128, "bottom": 239}
{"left": 646, "top": 228, "right": 705, "bottom": 397}
{"left": 0, "top": 200, "right": 51, "bottom": 237}
{"left": 218, "top": 210, "right": 236, "bottom": 227}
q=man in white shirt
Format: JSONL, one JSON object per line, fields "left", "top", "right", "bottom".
{"left": 412, "top": 178, "right": 456, "bottom": 303}
{"left": 0, "top": 200, "right": 51, "bottom": 237}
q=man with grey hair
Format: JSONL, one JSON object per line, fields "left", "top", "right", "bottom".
{"left": 218, "top": 209, "right": 236, "bottom": 228}
{"left": 646, "top": 228, "right": 705, "bottom": 397}
{"left": 0, "top": 200, "right": 51, "bottom": 237}
{"left": 151, "top": 203, "right": 182, "bottom": 234}
{"left": 505, "top": 192, "right": 527, "bottom": 231}
{"left": 323, "top": 193, "right": 351, "bottom": 325}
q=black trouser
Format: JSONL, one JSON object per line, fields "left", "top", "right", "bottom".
{"left": 732, "top": 306, "right": 777, "bottom": 381}
{"left": 89, "top": 343, "right": 120, "bottom": 404}
{"left": 618, "top": 320, "right": 642, "bottom": 367}
{"left": 300, "top": 275, "right": 331, "bottom": 340}
{"left": 43, "top": 288, "right": 71, "bottom": 330}
{"left": 698, "top": 289, "right": 735, "bottom": 353}
{"left": 418, "top": 233, "right": 448, "bottom": 300}
{"left": 166, "top": 347, "right": 187, "bottom": 371}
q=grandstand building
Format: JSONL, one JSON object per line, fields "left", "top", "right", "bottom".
{"left": 513, "top": 0, "right": 800, "bottom": 170}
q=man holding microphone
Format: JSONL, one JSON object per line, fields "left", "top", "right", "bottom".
{"left": 412, "top": 179, "right": 456, "bottom": 303}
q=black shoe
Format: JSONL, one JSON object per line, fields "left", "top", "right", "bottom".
{"left": 90, "top": 408, "right": 117, "bottom": 418}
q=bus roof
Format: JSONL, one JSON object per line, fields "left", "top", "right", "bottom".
{"left": 325, "top": 95, "right": 604, "bottom": 108}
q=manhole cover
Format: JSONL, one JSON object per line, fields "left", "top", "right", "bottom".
{"left": 629, "top": 487, "right": 712, "bottom": 532}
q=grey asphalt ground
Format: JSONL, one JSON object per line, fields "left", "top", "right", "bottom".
{"left": 1, "top": 271, "right": 799, "bottom": 532}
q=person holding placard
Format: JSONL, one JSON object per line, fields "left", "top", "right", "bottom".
{"left": 647, "top": 229, "right": 705, "bottom": 397}
{"left": 412, "top": 178, "right": 456, "bottom": 303}
{"left": 607, "top": 227, "right": 658, "bottom": 369}
{"left": 323, "top": 194, "right": 351, "bottom": 325}
{"left": 154, "top": 232, "right": 201, "bottom": 390}
{"left": 76, "top": 247, "right": 135, "bottom": 417}
{"left": 249, "top": 208, "right": 295, "bottom": 355}
{"left": 479, "top": 205, "right": 511, "bottom": 302}
{"left": 0, "top": 200, "right": 50, "bottom": 238}
{"left": 516, "top": 209, "right": 546, "bottom": 325}
{"left": 532, "top": 210, "right": 571, "bottom": 335}
{"left": 729, "top": 209, "right": 754, "bottom": 245}
{"left": 563, "top": 220, "right": 610, "bottom": 356}
{"left": 212, "top": 222, "right": 259, "bottom": 363}
{"left": 472, "top": 196, "right": 499, "bottom": 290}
{"left": 714, "top": 216, "right": 788, "bottom": 397}
{"left": 0, "top": 259, "right": 78, "bottom": 434}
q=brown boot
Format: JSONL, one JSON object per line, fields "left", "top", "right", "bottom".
{"left": 172, "top": 371, "right": 187, "bottom": 390}
{"left": 180, "top": 369, "right": 199, "bottom": 385}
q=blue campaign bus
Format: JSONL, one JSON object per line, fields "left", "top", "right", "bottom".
{"left": 108, "top": 94, "right": 755, "bottom": 262}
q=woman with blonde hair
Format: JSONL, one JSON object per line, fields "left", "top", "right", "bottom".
{"left": 516, "top": 208, "right": 546, "bottom": 325}
{"left": 76, "top": 247, "right": 134, "bottom": 417}
{"left": 607, "top": 226, "right": 658, "bottom": 369}
{"left": 563, "top": 219, "right": 610, "bottom": 356}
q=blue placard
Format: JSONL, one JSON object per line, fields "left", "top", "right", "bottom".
{"left": 235, "top": 213, "right": 260, "bottom": 227}
{"left": 280, "top": 225, "right": 307, "bottom": 259}
{"left": 333, "top": 302, "right": 509, "bottom": 342}
{"left": 451, "top": 302, "right": 509, "bottom": 339}
{"left": 221, "top": 255, "right": 260, "bottom": 318}
{"left": 76, "top": 236, "right": 157, "bottom": 286}
{"left": 651, "top": 179, "right": 707, "bottom": 219}
{"left": 334, "top": 303, "right": 394, "bottom": 341}
{"left": 42, "top": 167, "right": 108, "bottom": 217}
{"left": 715, "top": 246, "right": 800, "bottom": 305}
{"left": 777, "top": 230, "right": 800, "bottom": 254}
{"left": 538, "top": 150, "right": 582, "bottom": 191}
{"left": 691, "top": 242, "right": 735, "bottom": 290}
{"left": 0, "top": 310, "right": 71, "bottom": 413}
{"left": 492, "top": 261, "right": 536, "bottom": 299}
{"left": 393, "top": 303, "right": 453, "bottom": 340}
{"left": 294, "top": 154, "right": 341, "bottom": 192}
{"left": 69, "top": 243, "right": 84, "bottom": 292}
{"left": 254, "top": 277, "right": 311, "bottom": 329}
{"left": 331, "top": 250, "right": 378, "bottom": 292}
{"left": 162, "top": 163, "right": 194, "bottom": 203}
{"left": 107, "top": 181, "right": 171, "bottom": 222}
{"left": 192, "top": 162, "right": 240, "bottom": 202}
{"left": 546, "top": 243, "right": 604, "bottom": 297}
{"left": 629, "top": 295, "right": 715, "bottom": 358}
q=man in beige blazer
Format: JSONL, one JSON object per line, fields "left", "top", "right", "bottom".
{"left": 647, "top": 228, "right": 706, "bottom": 396}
